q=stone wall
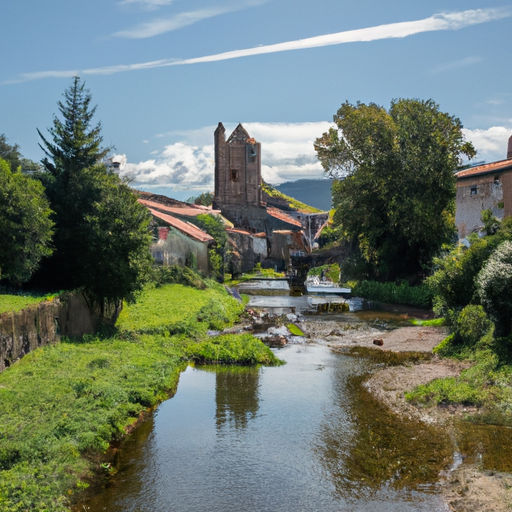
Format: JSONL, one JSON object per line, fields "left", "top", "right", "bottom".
{"left": 456, "top": 174, "right": 505, "bottom": 238}
{"left": 0, "top": 293, "right": 120, "bottom": 373}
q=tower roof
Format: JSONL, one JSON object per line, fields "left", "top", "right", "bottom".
{"left": 227, "top": 123, "right": 252, "bottom": 143}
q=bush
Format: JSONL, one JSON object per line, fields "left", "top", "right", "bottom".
{"left": 426, "top": 237, "right": 497, "bottom": 319}
{"left": 352, "top": 280, "right": 432, "bottom": 308}
{"left": 456, "top": 304, "right": 492, "bottom": 346}
{"left": 477, "top": 241, "right": 512, "bottom": 337}
{"left": 186, "top": 334, "right": 283, "bottom": 365}
{"left": 150, "top": 265, "right": 206, "bottom": 289}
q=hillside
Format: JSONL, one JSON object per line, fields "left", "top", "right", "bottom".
{"left": 274, "top": 179, "right": 332, "bottom": 211}
{"left": 261, "top": 181, "right": 323, "bottom": 213}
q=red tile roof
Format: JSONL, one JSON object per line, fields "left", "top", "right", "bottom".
{"left": 226, "top": 228, "right": 266, "bottom": 238}
{"left": 456, "top": 158, "right": 512, "bottom": 179}
{"left": 266, "top": 207, "right": 302, "bottom": 227}
{"left": 139, "top": 198, "right": 221, "bottom": 217}
{"left": 149, "top": 209, "right": 214, "bottom": 243}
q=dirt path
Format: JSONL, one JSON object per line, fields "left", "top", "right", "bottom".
{"left": 298, "top": 317, "right": 512, "bottom": 512}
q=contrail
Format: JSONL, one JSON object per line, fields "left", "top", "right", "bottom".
{"left": 3, "top": 8, "right": 510, "bottom": 84}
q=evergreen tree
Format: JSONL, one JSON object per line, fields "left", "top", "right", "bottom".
{"left": 35, "top": 78, "right": 152, "bottom": 313}
{"left": 38, "top": 76, "right": 110, "bottom": 183}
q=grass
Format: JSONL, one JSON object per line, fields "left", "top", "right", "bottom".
{"left": 409, "top": 318, "right": 446, "bottom": 327}
{"left": 0, "top": 294, "right": 50, "bottom": 314}
{"left": 116, "top": 283, "right": 244, "bottom": 334}
{"left": 261, "top": 181, "right": 322, "bottom": 213}
{"left": 0, "top": 281, "right": 281, "bottom": 511}
{"left": 351, "top": 280, "right": 433, "bottom": 309}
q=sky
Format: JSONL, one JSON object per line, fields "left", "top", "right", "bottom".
{"left": 2, "top": 0, "right": 512, "bottom": 200}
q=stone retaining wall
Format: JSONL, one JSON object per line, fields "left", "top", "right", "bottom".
{"left": 0, "top": 293, "right": 120, "bottom": 372}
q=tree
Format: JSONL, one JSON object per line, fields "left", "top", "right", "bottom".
{"left": 35, "top": 77, "right": 111, "bottom": 290}
{"left": 38, "top": 76, "right": 110, "bottom": 184}
{"left": 0, "top": 158, "right": 53, "bottom": 284}
{"left": 77, "top": 168, "right": 153, "bottom": 314}
{"left": 35, "top": 77, "right": 152, "bottom": 313}
{"left": 0, "top": 134, "right": 41, "bottom": 174}
{"left": 315, "top": 99, "right": 476, "bottom": 280}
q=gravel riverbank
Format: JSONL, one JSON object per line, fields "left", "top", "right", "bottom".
{"left": 295, "top": 316, "right": 512, "bottom": 512}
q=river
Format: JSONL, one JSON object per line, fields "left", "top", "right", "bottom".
{"left": 79, "top": 342, "right": 452, "bottom": 511}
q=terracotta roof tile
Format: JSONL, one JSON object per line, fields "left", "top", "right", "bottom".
{"left": 139, "top": 199, "right": 221, "bottom": 217}
{"left": 456, "top": 158, "right": 512, "bottom": 179}
{"left": 266, "top": 207, "right": 302, "bottom": 227}
{"left": 149, "top": 209, "right": 214, "bottom": 243}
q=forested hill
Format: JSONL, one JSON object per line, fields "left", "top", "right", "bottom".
{"left": 274, "top": 179, "right": 332, "bottom": 211}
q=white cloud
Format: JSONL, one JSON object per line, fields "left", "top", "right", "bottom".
{"left": 115, "top": 121, "right": 332, "bottom": 189}
{"left": 115, "top": 122, "right": 512, "bottom": 192}
{"left": 432, "top": 56, "right": 482, "bottom": 74}
{"left": 115, "top": 0, "right": 271, "bottom": 39}
{"left": 173, "top": 8, "right": 510, "bottom": 66}
{"left": 463, "top": 126, "right": 512, "bottom": 163}
{"left": 5, "top": 8, "right": 510, "bottom": 84}
{"left": 118, "top": 0, "right": 177, "bottom": 11}
{"left": 115, "top": 7, "right": 236, "bottom": 38}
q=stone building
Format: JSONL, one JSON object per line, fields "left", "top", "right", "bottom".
{"left": 212, "top": 122, "right": 329, "bottom": 270}
{"left": 455, "top": 136, "right": 512, "bottom": 238}
{"left": 213, "top": 123, "right": 262, "bottom": 225}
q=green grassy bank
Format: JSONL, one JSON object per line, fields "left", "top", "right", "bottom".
{"left": 350, "top": 280, "right": 433, "bottom": 309}
{"left": 0, "top": 281, "right": 281, "bottom": 511}
{"left": 0, "top": 294, "right": 49, "bottom": 314}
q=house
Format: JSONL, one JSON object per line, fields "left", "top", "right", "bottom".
{"left": 145, "top": 207, "right": 214, "bottom": 274}
{"left": 455, "top": 136, "right": 512, "bottom": 238}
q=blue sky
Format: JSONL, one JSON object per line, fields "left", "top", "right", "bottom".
{"left": 2, "top": 0, "right": 512, "bottom": 199}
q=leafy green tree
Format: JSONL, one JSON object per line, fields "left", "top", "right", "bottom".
{"left": 186, "top": 191, "right": 214, "bottom": 206}
{"left": 0, "top": 134, "right": 41, "bottom": 174}
{"left": 315, "top": 99, "right": 476, "bottom": 280}
{"left": 77, "top": 168, "right": 153, "bottom": 314}
{"left": 0, "top": 158, "right": 53, "bottom": 284}
{"left": 35, "top": 78, "right": 152, "bottom": 313}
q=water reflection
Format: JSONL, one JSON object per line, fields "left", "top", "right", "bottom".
{"left": 214, "top": 366, "right": 260, "bottom": 430}
{"left": 77, "top": 346, "right": 450, "bottom": 512}
{"left": 316, "top": 366, "right": 453, "bottom": 502}
{"left": 454, "top": 421, "right": 512, "bottom": 472}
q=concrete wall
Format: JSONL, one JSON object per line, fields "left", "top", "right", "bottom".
{"left": 0, "top": 293, "right": 120, "bottom": 373}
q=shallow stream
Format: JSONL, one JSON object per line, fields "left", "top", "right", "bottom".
{"left": 76, "top": 304, "right": 512, "bottom": 511}
{"left": 79, "top": 342, "right": 454, "bottom": 511}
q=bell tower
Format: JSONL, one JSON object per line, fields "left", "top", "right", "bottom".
{"left": 213, "top": 123, "right": 262, "bottom": 210}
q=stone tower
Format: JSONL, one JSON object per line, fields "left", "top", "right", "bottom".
{"left": 508, "top": 135, "right": 512, "bottom": 159}
{"left": 213, "top": 123, "right": 262, "bottom": 211}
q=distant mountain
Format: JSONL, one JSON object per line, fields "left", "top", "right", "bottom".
{"left": 274, "top": 179, "right": 332, "bottom": 211}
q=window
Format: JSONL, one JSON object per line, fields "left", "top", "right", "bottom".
{"left": 230, "top": 169, "right": 239, "bottom": 182}
{"left": 470, "top": 186, "right": 477, "bottom": 196}
{"left": 247, "top": 144, "right": 257, "bottom": 163}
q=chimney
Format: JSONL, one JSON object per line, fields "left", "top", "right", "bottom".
{"left": 508, "top": 135, "right": 512, "bottom": 159}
